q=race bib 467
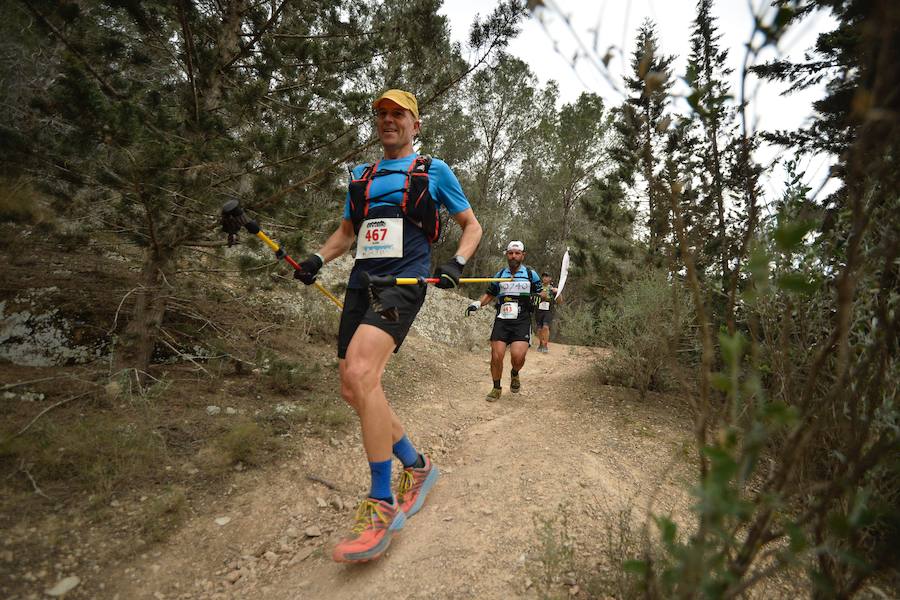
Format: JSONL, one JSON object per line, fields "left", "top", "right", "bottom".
{"left": 357, "top": 218, "right": 403, "bottom": 259}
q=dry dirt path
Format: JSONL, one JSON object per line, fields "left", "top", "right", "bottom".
{"left": 109, "top": 337, "right": 699, "bottom": 600}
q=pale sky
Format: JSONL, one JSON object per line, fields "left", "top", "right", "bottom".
{"left": 438, "top": 0, "right": 839, "bottom": 203}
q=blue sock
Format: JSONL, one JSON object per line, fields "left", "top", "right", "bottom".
{"left": 368, "top": 459, "right": 393, "bottom": 503}
{"left": 392, "top": 435, "right": 420, "bottom": 468}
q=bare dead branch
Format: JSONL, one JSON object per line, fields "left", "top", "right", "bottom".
{"left": 11, "top": 392, "right": 95, "bottom": 440}
{"left": 306, "top": 474, "right": 340, "bottom": 491}
{"left": 19, "top": 460, "right": 51, "bottom": 500}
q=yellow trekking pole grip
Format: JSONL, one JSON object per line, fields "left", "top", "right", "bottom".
{"left": 389, "top": 277, "right": 513, "bottom": 285}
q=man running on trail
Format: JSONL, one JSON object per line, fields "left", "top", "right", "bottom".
{"left": 534, "top": 271, "right": 561, "bottom": 353}
{"left": 466, "top": 241, "right": 544, "bottom": 401}
{"left": 292, "top": 89, "right": 483, "bottom": 563}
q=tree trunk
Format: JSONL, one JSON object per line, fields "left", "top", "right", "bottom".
{"left": 202, "top": 0, "right": 247, "bottom": 113}
{"left": 709, "top": 130, "right": 727, "bottom": 297}
{"left": 112, "top": 247, "right": 171, "bottom": 376}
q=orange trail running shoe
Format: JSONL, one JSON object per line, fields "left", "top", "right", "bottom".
{"left": 397, "top": 454, "right": 440, "bottom": 517}
{"left": 332, "top": 497, "right": 406, "bottom": 563}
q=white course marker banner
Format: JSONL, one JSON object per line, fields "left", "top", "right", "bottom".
{"left": 556, "top": 248, "right": 570, "bottom": 300}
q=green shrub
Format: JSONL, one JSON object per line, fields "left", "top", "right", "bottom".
{"left": 279, "top": 230, "right": 306, "bottom": 256}
{"left": 0, "top": 180, "right": 47, "bottom": 223}
{"left": 217, "top": 419, "right": 269, "bottom": 465}
{"left": 56, "top": 227, "right": 90, "bottom": 252}
{"left": 555, "top": 302, "right": 599, "bottom": 346}
{"left": 256, "top": 350, "right": 319, "bottom": 395}
{"left": 139, "top": 486, "right": 187, "bottom": 543}
{"left": 528, "top": 506, "right": 577, "bottom": 599}
{"left": 583, "top": 505, "right": 646, "bottom": 599}
{"left": 300, "top": 295, "right": 342, "bottom": 342}
{"left": 305, "top": 398, "right": 352, "bottom": 432}
{"left": 237, "top": 253, "right": 270, "bottom": 275}
{"left": 594, "top": 270, "right": 692, "bottom": 396}
{"left": 0, "top": 413, "right": 168, "bottom": 502}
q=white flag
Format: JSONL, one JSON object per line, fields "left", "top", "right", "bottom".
{"left": 556, "top": 248, "right": 570, "bottom": 299}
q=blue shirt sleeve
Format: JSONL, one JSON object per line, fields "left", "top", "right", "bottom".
{"left": 343, "top": 164, "right": 368, "bottom": 220}
{"left": 429, "top": 159, "right": 471, "bottom": 215}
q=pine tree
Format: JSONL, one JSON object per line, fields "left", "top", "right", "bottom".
{"left": 685, "top": 0, "right": 735, "bottom": 294}
{"left": 2, "top": 0, "right": 523, "bottom": 375}
{"left": 618, "top": 19, "right": 676, "bottom": 262}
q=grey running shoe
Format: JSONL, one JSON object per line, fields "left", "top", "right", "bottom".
{"left": 486, "top": 387, "right": 501, "bottom": 402}
{"left": 510, "top": 375, "right": 521, "bottom": 393}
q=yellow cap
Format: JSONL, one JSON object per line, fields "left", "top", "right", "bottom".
{"left": 372, "top": 89, "right": 419, "bottom": 119}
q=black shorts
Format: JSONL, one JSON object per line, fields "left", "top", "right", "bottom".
{"left": 337, "top": 285, "right": 426, "bottom": 359}
{"left": 490, "top": 315, "right": 532, "bottom": 345}
{"left": 535, "top": 310, "right": 553, "bottom": 329}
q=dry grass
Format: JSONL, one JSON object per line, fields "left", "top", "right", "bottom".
{"left": 139, "top": 485, "right": 188, "bottom": 543}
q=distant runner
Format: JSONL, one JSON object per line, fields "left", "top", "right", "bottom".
{"left": 534, "top": 271, "right": 561, "bottom": 353}
{"left": 466, "top": 241, "right": 545, "bottom": 401}
{"left": 292, "top": 89, "right": 482, "bottom": 563}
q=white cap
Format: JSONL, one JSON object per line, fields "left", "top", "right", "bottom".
{"left": 506, "top": 240, "right": 525, "bottom": 252}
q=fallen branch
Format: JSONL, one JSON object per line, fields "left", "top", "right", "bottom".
{"left": 0, "top": 376, "right": 68, "bottom": 392}
{"left": 158, "top": 338, "right": 212, "bottom": 377}
{"left": 11, "top": 391, "right": 94, "bottom": 439}
{"left": 19, "top": 460, "right": 51, "bottom": 500}
{"left": 108, "top": 286, "right": 143, "bottom": 336}
{"left": 306, "top": 474, "right": 340, "bottom": 491}
{"left": 252, "top": 324, "right": 280, "bottom": 339}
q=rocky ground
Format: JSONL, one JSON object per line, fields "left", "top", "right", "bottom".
{"left": 96, "top": 337, "right": 709, "bottom": 600}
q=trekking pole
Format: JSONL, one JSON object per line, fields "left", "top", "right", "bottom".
{"left": 362, "top": 274, "right": 512, "bottom": 287}
{"left": 221, "top": 200, "right": 344, "bottom": 310}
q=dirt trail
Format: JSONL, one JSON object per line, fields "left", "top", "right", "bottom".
{"left": 109, "top": 337, "right": 698, "bottom": 600}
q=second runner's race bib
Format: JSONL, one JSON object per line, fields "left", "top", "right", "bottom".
{"left": 356, "top": 218, "right": 403, "bottom": 259}
{"left": 498, "top": 280, "right": 530, "bottom": 295}
{"left": 499, "top": 302, "right": 519, "bottom": 319}
{"left": 538, "top": 300, "right": 550, "bottom": 311}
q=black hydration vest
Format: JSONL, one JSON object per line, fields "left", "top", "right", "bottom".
{"left": 347, "top": 155, "right": 440, "bottom": 243}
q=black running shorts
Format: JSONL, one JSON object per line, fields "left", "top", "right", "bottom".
{"left": 490, "top": 316, "right": 532, "bottom": 345}
{"left": 534, "top": 310, "right": 553, "bottom": 329}
{"left": 337, "top": 285, "right": 426, "bottom": 359}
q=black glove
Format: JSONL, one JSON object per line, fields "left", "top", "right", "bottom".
{"left": 433, "top": 258, "right": 463, "bottom": 289}
{"left": 294, "top": 254, "right": 323, "bottom": 285}
{"left": 221, "top": 213, "right": 244, "bottom": 236}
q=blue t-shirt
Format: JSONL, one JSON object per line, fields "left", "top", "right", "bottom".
{"left": 486, "top": 265, "right": 543, "bottom": 319}
{"left": 344, "top": 153, "right": 471, "bottom": 288}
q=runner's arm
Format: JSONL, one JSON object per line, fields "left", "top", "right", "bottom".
{"left": 449, "top": 208, "right": 482, "bottom": 262}
{"left": 476, "top": 292, "right": 494, "bottom": 307}
{"left": 314, "top": 219, "right": 356, "bottom": 263}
